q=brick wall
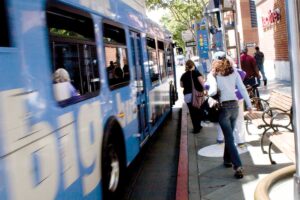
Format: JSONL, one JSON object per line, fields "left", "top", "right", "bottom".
{"left": 256, "top": 0, "right": 289, "bottom": 61}
{"left": 238, "top": 0, "right": 259, "bottom": 54}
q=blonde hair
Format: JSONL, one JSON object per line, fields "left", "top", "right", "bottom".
{"left": 185, "top": 60, "right": 195, "bottom": 70}
{"left": 212, "top": 59, "right": 234, "bottom": 76}
{"left": 53, "top": 68, "right": 71, "bottom": 83}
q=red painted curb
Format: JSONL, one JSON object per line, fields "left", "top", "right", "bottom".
{"left": 176, "top": 103, "right": 188, "bottom": 200}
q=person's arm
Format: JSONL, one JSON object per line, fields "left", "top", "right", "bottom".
{"left": 207, "top": 73, "right": 218, "bottom": 96}
{"left": 197, "top": 76, "right": 205, "bottom": 88}
{"left": 68, "top": 82, "right": 80, "bottom": 96}
{"left": 194, "top": 70, "right": 205, "bottom": 88}
{"left": 180, "top": 81, "right": 184, "bottom": 88}
{"left": 235, "top": 71, "right": 252, "bottom": 110}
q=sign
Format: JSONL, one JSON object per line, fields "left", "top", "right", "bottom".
{"left": 223, "top": 0, "right": 235, "bottom": 8}
{"left": 262, "top": 8, "right": 281, "bottom": 31}
{"left": 186, "top": 41, "right": 196, "bottom": 47}
{"left": 214, "top": 31, "right": 223, "bottom": 50}
{"left": 181, "top": 30, "right": 194, "bottom": 42}
{"left": 197, "top": 29, "right": 209, "bottom": 59}
{"left": 245, "top": 42, "right": 256, "bottom": 47}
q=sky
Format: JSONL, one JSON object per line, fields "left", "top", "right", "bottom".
{"left": 146, "top": 8, "right": 167, "bottom": 25}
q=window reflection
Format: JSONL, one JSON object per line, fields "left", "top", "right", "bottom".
{"left": 147, "top": 48, "right": 159, "bottom": 83}
{"left": 105, "top": 46, "right": 129, "bottom": 87}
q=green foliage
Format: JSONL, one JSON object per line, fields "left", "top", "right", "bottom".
{"left": 146, "top": 0, "right": 208, "bottom": 51}
{"left": 50, "top": 28, "right": 85, "bottom": 39}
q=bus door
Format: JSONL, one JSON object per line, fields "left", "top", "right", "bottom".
{"left": 130, "top": 31, "right": 148, "bottom": 144}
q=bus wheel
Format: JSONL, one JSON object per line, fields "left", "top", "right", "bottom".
{"left": 102, "top": 129, "right": 125, "bottom": 200}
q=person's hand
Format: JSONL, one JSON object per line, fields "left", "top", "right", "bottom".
{"left": 257, "top": 74, "right": 261, "bottom": 79}
{"left": 247, "top": 107, "right": 253, "bottom": 114}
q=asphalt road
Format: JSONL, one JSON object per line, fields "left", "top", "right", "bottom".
{"left": 120, "top": 108, "right": 181, "bottom": 200}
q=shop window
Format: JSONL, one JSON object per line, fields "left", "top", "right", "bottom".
{"left": 146, "top": 37, "right": 160, "bottom": 84}
{"left": 47, "top": 5, "right": 100, "bottom": 106}
{"left": 0, "top": 0, "right": 10, "bottom": 47}
{"left": 103, "top": 23, "right": 130, "bottom": 89}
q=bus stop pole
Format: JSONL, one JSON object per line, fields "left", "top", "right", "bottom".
{"left": 233, "top": 0, "right": 241, "bottom": 68}
{"left": 286, "top": 0, "right": 300, "bottom": 198}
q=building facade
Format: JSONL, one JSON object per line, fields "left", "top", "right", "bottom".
{"left": 255, "top": 0, "right": 290, "bottom": 81}
{"left": 236, "top": 0, "right": 259, "bottom": 55}
{"left": 235, "top": 0, "right": 290, "bottom": 81}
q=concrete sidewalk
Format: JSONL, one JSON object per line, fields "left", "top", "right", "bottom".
{"left": 178, "top": 80, "right": 294, "bottom": 200}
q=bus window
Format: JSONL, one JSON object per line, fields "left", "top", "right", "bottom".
{"left": 103, "top": 23, "right": 130, "bottom": 89}
{"left": 0, "top": 0, "right": 10, "bottom": 47}
{"left": 166, "top": 44, "right": 174, "bottom": 77}
{"left": 158, "top": 41, "right": 166, "bottom": 80}
{"left": 146, "top": 37, "right": 160, "bottom": 84}
{"left": 46, "top": 6, "right": 100, "bottom": 106}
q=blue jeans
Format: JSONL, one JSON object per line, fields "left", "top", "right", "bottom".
{"left": 218, "top": 101, "right": 241, "bottom": 169}
{"left": 258, "top": 63, "right": 267, "bottom": 83}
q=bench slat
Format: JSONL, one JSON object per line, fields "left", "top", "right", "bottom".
{"left": 269, "top": 132, "right": 295, "bottom": 163}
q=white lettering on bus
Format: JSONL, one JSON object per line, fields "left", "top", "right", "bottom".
{"left": 0, "top": 89, "right": 59, "bottom": 200}
{"left": 78, "top": 101, "right": 102, "bottom": 195}
{"left": 58, "top": 113, "right": 80, "bottom": 189}
{"left": 116, "top": 93, "right": 137, "bottom": 127}
{"left": 6, "top": 123, "right": 59, "bottom": 200}
{"left": 0, "top": 88, "right": 105, "bottom": 198}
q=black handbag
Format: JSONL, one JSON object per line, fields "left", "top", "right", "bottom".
{"left": 202, "top": 93, "right": 220, "bottom": 122}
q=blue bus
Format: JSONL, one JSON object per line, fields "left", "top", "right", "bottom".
{"left": 0, "top": 0, "right": 177, "bottom": 199}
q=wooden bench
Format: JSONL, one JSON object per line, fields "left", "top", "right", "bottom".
{"left": 244, "top": 90, "right": 293, "bottom": 154}
{"left": 268, "top": 130, "right": 295, "bottom": 164}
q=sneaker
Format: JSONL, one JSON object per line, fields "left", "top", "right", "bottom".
{"left": 216, "top": 139, "right": 224, "bottom": 144}
{"left": 234, "top": 167, "right": 244, "bottom": 179}
{"left": 238, "top": 143, "right": 246, "bottom": 149}
{"left": 264, "top": 80, "right": 267, "bottom": 86}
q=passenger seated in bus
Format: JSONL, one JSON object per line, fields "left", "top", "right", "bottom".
{"left": 107, "top": 61, "right": 115, "bottom": 80}
{"left": 123, "top": 64, "right": 129, "bottom": 81}
{"left": 53, "top": 68, "right": 79, "bottom": 101}
{"left": 113, "top": 62, "right": 124, "bottom": 84}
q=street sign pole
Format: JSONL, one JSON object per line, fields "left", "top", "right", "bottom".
{"left": 286, "top": 0, "right": 300, "bottom": 198}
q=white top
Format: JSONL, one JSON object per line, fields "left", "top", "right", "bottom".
{"left": 53, "top": 82, "right": 77, "bottom": 101}
{"left": 206, "top": 73, "right": 217, "bottom": 97}
{"left": 208, "top": 69, "right": 252, "bottom": 109}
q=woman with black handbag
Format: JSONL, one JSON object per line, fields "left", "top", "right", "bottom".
{"left": 210, "top": 59, "right": 252, "bottom": 179}
{"left": 180, "top": 60, "right": 205, "bottom": 133}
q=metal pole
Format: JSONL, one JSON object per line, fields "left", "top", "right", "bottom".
{"left": 286, "top": 0, "right": 300, "bottom": 199}
{"left": 219, "top": 3, "right": 227, "bottom": 52}
{"left": 233, "top": 0, "right": 241, "bottom": 67}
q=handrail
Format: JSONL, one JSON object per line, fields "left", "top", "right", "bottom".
{"left": 254, "top": 165, "right": 296, "bottom": 200}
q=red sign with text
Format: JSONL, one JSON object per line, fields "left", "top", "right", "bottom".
{"left": 262, "top": 8, "right": 281, "bottom": 30}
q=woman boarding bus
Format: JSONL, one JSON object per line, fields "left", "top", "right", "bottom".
{"left": 0, "top": 0, "right": 177, "bottom": 199}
